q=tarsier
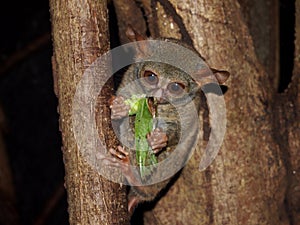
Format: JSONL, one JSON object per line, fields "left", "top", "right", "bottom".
{"left": 106, "top": 27, "right": 229, "bottom": 222}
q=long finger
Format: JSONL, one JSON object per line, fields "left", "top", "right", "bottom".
{"left": 148, "top": 134, "right": 168, "bottom": 145}
{"left": 152, "top": 143, "right": 167, "bottom": 153}
{"left": 111, "top": 113, "right": 127, "bottom": 120}
{"left": 110, "top": 106, "right": 129, "bottom": 115}
{"left": 117, "top": 146, "right": 129, "bottom": 156}
{"left": 109, "top": 148, "right": 126, "bottom": 159}
{"left": 111, "top": 109, "right": 129, "bottom": 119}
{"left": 102, "top": 158, "right": 129, "bottom": 171}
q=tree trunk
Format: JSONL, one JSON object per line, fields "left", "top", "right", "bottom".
{"left": 49, "top": 0, "right": 129, "bottom": 224}
{"left": 111, "top": 0, "right": 297, "bottom": 224}
{"left": 279, "top": 0, "right": 300, "bottom": 223}
{"left": 50, "top": 0, "right": 300, "bottom": 223}
{"left": 146, "top": 1, "right": 286, "bottom": 224}
{"left": 238, "top": 0, "right": 279, "bottom": 88}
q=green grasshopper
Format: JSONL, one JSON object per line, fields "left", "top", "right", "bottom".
{"left": 125, "top": 95, "right": 157, "bottom": 178}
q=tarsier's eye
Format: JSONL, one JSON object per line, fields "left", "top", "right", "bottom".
{"left": 143, "top": 70, "right": 159, "bottom": 85}
{"left": 167, "top": 82, "right": 185, "bottom": 95}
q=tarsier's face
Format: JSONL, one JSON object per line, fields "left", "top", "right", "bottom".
{"left": 138, "top": 62, "right": 199, "bottom": 105}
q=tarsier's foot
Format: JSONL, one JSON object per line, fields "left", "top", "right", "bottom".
{"left": 99, "top": 146, "right": 130, "bottom": 173}
{"left": 109, "top": 145, "right": 130, "bottom": 163}
{"left": 109, "top": 96, "right": 130, "bottom": 120}
{"left": 106, "top": 146, "right": 140, "bottom": 186}
{"left": 100, "top": 147, "right": 141, "bottom": 213}
{"left": 147, "top": 128, "right": 168, "bottom": 154}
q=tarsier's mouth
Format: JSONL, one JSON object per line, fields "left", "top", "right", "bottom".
{"left": 155, "top": 98, "right": 168, "bottom": 104}
{"left": 147, "top": 97, "right": 169, "bottom": 114}
{"left": 147, "top": 97, "right": 159, "bottom": 117}
{"left": 149, "top": 97, "right": 168, "bottom": 105}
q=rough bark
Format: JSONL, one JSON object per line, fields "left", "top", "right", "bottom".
{"left": 238, "top": 0, "right": 279, "bottom": 90}
{"left": 279, "top": 0, "right": 300, "bottom": 223}
{"left": 112, "top": 1, "right": 290, "bottom": 224}
{"left": 49, "top": 0, "right": 129, "bottom": 224}
{"left": 56, "top": 0, "right": 299, "bottom": 224}
{"left": 112, "top": 0, "right": 147, "bottom": 43}
{"left": 144, "top": 1, "right": 287, "bottom": 224}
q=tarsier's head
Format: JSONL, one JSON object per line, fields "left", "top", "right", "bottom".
{"left": 126, "top": 26, "right": 230, "bottom": 106}
{"left": 136, "top": 62, "right": 199, "bottom": 105}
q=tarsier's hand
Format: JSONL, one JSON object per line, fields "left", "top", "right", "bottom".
{"left": 106, "top": 129, "right": 168, "bottom": 214}
{"left": 109, "top": 96, "right": 130, "bottom": 120}
{"left": 105, "top": 146, "right": 140, "bottom": 186}
{"left": 106, "top": 128, "right": 168, "bottom": 181}
{"left": 147, "top": 128, "right": 168, "bottom": 154}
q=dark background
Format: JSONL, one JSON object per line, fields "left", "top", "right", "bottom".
{"left": 0, "top": 1, "right": 66, "bottom": 225}
{"left": 0, "top": 1, "right": 295, "bottom": 225}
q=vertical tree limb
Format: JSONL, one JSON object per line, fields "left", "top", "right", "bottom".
{"left": 95, "top": 0, "right": 298, "bottom": 224}
{"left": 49, "top": 0, "right": 129, "bottom": 224}
{"left": 136, "top": 1, "right": 287, "bottom": 224}
{"left": 283, "top": 0, "right": 300, "bottom": 223}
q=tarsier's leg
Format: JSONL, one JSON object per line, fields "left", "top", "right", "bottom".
{"left": 102, "top": 146, "right": 140, "bottom": 214}
{"left": 109, "top": 146, "right": 140, "bottom": 215}
{"left": 107, "top": 148, "right": 169, "bottom": 214}
{"left": 108, "top": 95, "right": 169, "bottom": 213}
{"left": 106, "top": 128, "right": 168, "bottom": 214}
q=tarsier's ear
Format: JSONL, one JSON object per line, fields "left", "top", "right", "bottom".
{"left": 194, "top": 67, "right": 230, "bottom": 87}
{"left": 125, "top": 25, "right": 150, "bottom": 58}
{"left": 210, "top": 68, "right": 230, "bottom": 84}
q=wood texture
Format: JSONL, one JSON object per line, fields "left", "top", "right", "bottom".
{"left": 49, "top": 0, "right": 129, "bottom": 224}
{"left": 112, "top": 0, "right": 147, "bottom": 43}
{"left": 49, "top": 0, "right": 299, "bottom": 224}
{"left": 238, "top": 0, "right": 279, "bottom": 90}
{"left": 126, "top": 1, "right": 288, "bottom": 224}
{"left": 283, "top": 0, "right": 300, "bottom": 223}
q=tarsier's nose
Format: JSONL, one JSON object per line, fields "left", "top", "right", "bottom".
{"left": 152, "top": 88, "right": 168, "bottom": 104}
{"left": 156, "top": 98, "right": 168, "bottom": 104}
